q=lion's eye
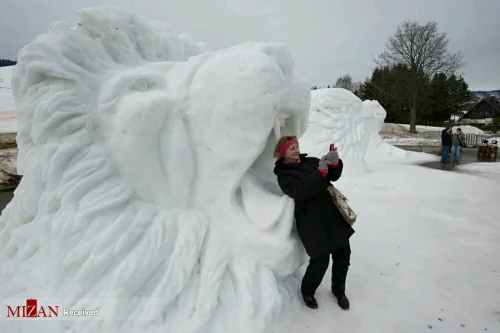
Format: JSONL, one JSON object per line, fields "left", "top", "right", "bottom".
{"left": 131, "top": 79, "right": 157, "bottom": 91}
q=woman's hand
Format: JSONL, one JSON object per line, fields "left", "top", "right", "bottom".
{"left": 318, "top": 156, "right": 329, "bottom": 170}
{"left": 326, "top": 150, "right": 339, "bottom": 165}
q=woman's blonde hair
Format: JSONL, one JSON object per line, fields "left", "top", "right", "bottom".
{"left": 273, "top": 135, "right": 298, "bottom": 160}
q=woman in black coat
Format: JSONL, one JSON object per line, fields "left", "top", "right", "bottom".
{"left": 273, "top": 136, "right": 354, "bottom": 310}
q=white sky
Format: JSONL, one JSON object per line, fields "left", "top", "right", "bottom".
{"left": 1, "top": 0, "right": 499, "bottom": 90}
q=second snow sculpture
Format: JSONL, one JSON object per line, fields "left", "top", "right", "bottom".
{"left": 0, "top": 6, "right": 310, "bottom": 333}
{"left": 300, "top": 88, "right": 429, "bottom": 165}
{"left": 300, "top": 88, "right": 384, "bottom": 165}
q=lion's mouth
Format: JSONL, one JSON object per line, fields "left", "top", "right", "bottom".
{"left": 222, "top": 111, "right": 307, "bottom": 275}
{"left": 237, "top": 111, "right": 307, "bottom": 229}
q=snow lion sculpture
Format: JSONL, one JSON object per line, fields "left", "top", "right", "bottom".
{"left": 0, "top": 6, "right": 310, "bottom": 333}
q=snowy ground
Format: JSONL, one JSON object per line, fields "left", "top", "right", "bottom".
{"left": 0, "top": 66, "right": 17, "bottom": 134}
{"left": 271, "top": 160, "right": 500, "bottom": 333}
{"left": 457, "top": 162, "right": 500, "bottom": 181}
{"left": 397, "top": 123, "right": 488, "bottom": 135}
{"left": 383, "top": 136, "right": 440, "bottom": 146}
{"left": 0, "top": 66, "right": 14, "bottom": 111}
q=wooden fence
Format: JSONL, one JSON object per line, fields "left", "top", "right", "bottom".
{"left": 463, "top": 134, "right": 493, "bottom": 147}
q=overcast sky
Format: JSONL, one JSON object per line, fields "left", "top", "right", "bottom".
{"left": 1, "top": 0, "right": 499, "bottom": 90}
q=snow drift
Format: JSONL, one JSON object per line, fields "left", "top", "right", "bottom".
{"left": 0, "top": 6, "right": 311, "bottom": 333}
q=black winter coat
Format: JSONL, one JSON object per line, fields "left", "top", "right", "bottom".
{"left": 274, "top": 154, "right": 355, "bottom": 258}
{"left": 441, "top": 129, "right": 452, "bottom": 146}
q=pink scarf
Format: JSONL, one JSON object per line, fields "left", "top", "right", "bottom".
{"left": 279, "top": 139, "right": 298, "bottom": 158}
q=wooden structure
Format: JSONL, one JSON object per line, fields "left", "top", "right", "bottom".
{"left": 477, "top": 145, "right": 498, "bottom": 161}
{"left": 460, "top": 97, "right": 500, "bottom": 125}
{"left": 463, "top": 134, "right": 490, "bottom": 147}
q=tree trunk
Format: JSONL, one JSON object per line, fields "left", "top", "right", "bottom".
{"left": 409, "top": 84, "right": 418, "bottom": 133}
{"left": 410, "top": 107, "right": 417, "bottom": 133}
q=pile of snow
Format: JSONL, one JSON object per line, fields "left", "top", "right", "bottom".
{"left": 380, "top": 123, "right": 491, "bottom": 147}
{"left": 451, "top": 125, "right": 486, "bottom": 135}
{"left": 379, "top": 124, "right": 443, "bottom": 147}
{"left": 380, "top": 123, "right": 411, "bottom": 136}
{"left": 383, "top": 137, "right": 440, "bottom": 146}
{"left": 395, "top": 124, "right": 444, "bottom": 133}
{"left": 397, "top": 124, "right": 486, "bottom": 135}
{"left": 0, "top": 6, "right": 311, "bottom": 333}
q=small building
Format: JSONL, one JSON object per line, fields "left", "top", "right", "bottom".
{"left": 460, "top": 97, "right": 500, "bottom": 125}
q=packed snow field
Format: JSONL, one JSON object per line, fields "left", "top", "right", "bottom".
{"left": 0, "top": 6, "right": 499, "bottom": 333}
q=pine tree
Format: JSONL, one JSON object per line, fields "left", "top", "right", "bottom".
{"left": 0, "top": 59, "right": 17, "bottom": 67}
{"left": 427, "top": 73, "right": 450, "bottom": 122}
{"left": 446, "top": 74, "right": 470, "bottom": 120}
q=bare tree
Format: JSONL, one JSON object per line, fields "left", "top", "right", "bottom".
{"left": 375, "top": 21, "right": 464, "bottom": 132}
{"left": 352, "top": 81, "right": 363, "bottom": 94}
{"left": 335, "top": 74, "right": 353, "bottom": 91}
{"left": 335, "top": 74, "right": 363, "bottom": 94}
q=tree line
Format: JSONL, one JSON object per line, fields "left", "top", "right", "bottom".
{"left": 0, "top": 59, "right": 16, "bottom": 67}
{"left": 313, "top": 21, "right": 470, "bottom": 133}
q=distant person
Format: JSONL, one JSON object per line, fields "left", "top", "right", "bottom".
{"left": 273, "top": 136, "right": 354, "bottom": 311}
{"left": 452, "top": 128, "right": 466, "bottom": 162}
{"left": 441, "top": 127, "right": 452, "bottom": 163}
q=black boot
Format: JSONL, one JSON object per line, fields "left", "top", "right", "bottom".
{"left": 331, "top": 245, "right": 351, "bottom": 310}
{"left": 332, "top": 291, "right": 350, "bottom": 310}
{"left": 302, "top": 295, "right": 318, "bottom": 309}
{"left": 300, "top": 255, "right": 329, "bottom": 310}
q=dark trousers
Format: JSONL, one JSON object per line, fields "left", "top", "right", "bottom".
{"left": 301, "top": 244, "right": 351, "bottom": 297}
{"left": 441, "top": 145, "right": 451, "bottom": 162}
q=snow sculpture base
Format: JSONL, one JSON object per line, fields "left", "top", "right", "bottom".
{"left": 0, "top": 6, "right": 311, "bottom": 333}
